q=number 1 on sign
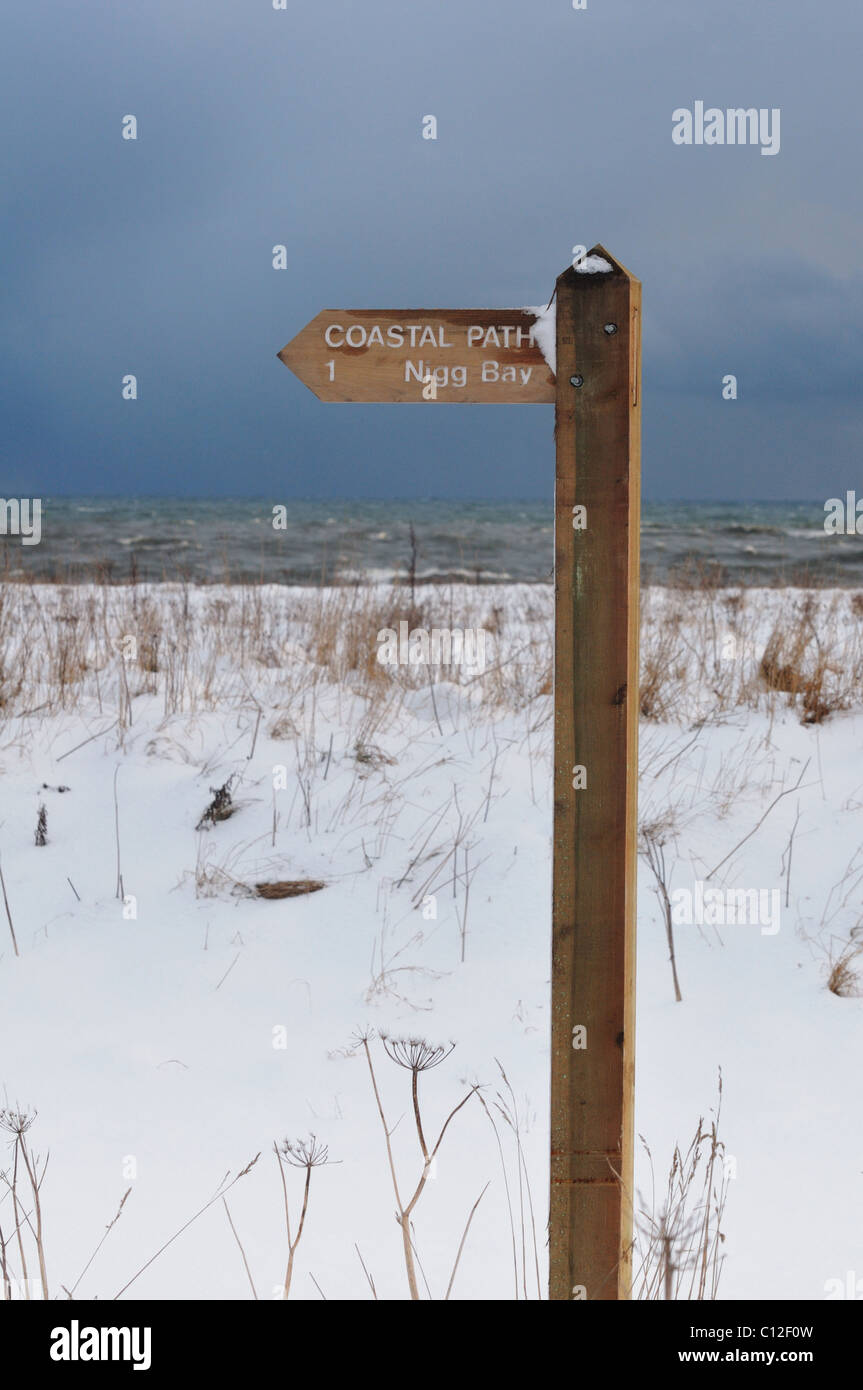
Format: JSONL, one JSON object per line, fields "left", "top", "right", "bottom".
{"left": 327, "top": 360, "right": 335, "bottom": 381}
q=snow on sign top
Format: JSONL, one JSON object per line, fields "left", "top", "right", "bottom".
{"left": 278, "top": 308, "right": 556, "bottom": 403}
{"left": 524, "top": 254, "right": 615, "bottom": 374}
{"left": 574, "top": 254, "right": 613, "bottom": 273}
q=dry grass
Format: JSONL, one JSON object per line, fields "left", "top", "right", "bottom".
{"left": 639, "top": 584, "right": 863, "bottom": 725}
{"left": 1, "top": 575, "right": 863, "bottom": 738}
{"left": 254, "top": 880, "right": 325, "bottom": 899}
{"left": 634, "top": 1075, "right": 729, "bottom": 1300}
{"left": 757, "top": 593, "right": 846, "bottom": 723}
{"left": 0, "top": 581, "right": 545, "bottom": 730}
{"left": 827, "top": 941, "right": 863, "bottom": 997}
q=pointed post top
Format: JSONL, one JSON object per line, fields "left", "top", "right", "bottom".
{"left": 556, "top": 244, "right": 640, "bottom": 290}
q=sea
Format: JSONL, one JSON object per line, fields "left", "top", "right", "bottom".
{"left": 1, "top": 498, "right": 859, "bottom": 588}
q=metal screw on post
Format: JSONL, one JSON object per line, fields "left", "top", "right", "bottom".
{"left": 604, "top": 323, "right": 618, "bottom": 335}
{"left": 570, "top": 374, "right": 584, "bottom": 387}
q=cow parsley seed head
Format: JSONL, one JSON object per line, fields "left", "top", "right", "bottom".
{"left": 278, "top": 1135, "right": 329, "bottom": 1168}
{"left": 380, "top": 1036, "right": 455, "bottom": 1073}
{"left": 0, "top": 1107, "right": 35, "bottom": 1137}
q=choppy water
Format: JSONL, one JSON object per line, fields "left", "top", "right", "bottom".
{"left": 0, "top": 497, "right": 858, "bottom": 586}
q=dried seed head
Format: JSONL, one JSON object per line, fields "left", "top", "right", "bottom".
{"left": 278, "top": 1135, "right": 330, "bottom": 1168}
{"left": 0, "top": 1107, "right": 35, "bottom": 1137}
{"left": 380, "top": 1035, "right": 455, "bottom": 1073}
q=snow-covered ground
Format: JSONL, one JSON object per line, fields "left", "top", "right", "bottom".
{"left": 1, "top": 581, "right": 862, "bottom": 1300}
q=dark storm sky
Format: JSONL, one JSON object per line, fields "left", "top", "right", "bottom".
{"left": 2, "top": 0, "right": 861, "bottom": 500}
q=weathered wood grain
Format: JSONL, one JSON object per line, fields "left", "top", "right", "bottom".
{"left": 550, "top": 245, "right": 641, "bottom": 1301}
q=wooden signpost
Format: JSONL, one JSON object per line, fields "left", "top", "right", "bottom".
{"left": 278, "top": 244, "right": 641, "bottom": 1301}
{"left": 550, "top": 251, "right": 641, "bottom": 1302}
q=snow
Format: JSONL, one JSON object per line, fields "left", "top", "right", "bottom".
{"left": 524, "top": 254, "right": 614, "bottom": 375}
{"left": 524, "top": 303, "right": 557, "bottom": 375}
{"left": 2, "top": 581, "right": 862, "bottom": 1300}
{"left": 573, "top": 254, "right": 613, "bottom": 273}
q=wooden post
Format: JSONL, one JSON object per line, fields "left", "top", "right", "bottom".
{"left": 550, "top": 246, "right": 641, "bottom": 1301}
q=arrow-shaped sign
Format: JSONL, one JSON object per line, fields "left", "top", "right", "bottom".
{"left": 277, "top": 308, "right": 555, "bottom": 403}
